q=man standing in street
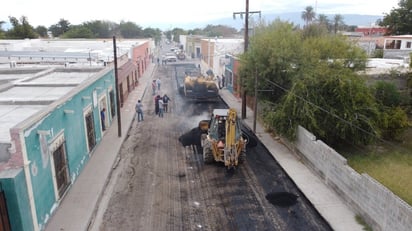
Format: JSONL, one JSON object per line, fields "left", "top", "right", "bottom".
{"left": 156, "top": 77, "right": 161, "bottom": 91}
{"left": 154, "top": 95, "right": 161, "bottom": 115}
{"left": 158, "top": 97, "right": 164, "bottom": 118}
{"left": 162, "top": 94, "right": 171, "bottom": 113}
{"left": 135, "top": 100, "right": 143, "bottom": 122}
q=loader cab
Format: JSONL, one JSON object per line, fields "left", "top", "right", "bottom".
{"left": 209, "top": 109, "right": 229, "bottom": 140}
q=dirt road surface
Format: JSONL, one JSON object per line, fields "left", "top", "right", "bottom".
{"left": 89, "top": 63, "right": 332, "bottom": 231}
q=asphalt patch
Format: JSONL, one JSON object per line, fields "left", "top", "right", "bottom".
{"left": 265, "top": 192, "right": 298, "bottom": 207}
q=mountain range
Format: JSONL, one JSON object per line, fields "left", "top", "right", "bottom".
{"left": 170, "top": 12, "right": 383, "bottom": 30}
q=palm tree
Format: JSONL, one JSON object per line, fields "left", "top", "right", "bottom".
{"left": 316, "top": 14, "right": 330, "bottom": 32}
{"left": 302, "top": 6, "right": 316, "bottom": 26}
{"left": 333, "top": 14, "right": 344, "bottom": 33}
{"left": 317, "top": 14, "right": 328, "bottom": 26}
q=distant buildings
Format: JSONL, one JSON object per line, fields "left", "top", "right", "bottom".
{"left": 355, "top": 26, "right": 387, "bottom": 36}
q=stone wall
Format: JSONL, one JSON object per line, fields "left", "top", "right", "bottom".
{"left": 294, "top": 126, "right": 412, "bottom": 231}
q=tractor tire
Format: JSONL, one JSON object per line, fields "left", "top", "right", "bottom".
{"left": 203, "top": 146, "right": 214, "bottom": 164}
{"left": 238, "top": 149, "right": 246, "bottom": 163}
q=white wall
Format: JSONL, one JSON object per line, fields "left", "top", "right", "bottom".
{"left": 295, "top": 126, "right": 412, "bottom": 231}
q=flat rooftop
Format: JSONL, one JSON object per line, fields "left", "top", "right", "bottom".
{"left": 0, "top": 67, "right": 101, "bottom": 143}
{"left": 0, "top": 38, "right": 148, "bottom": 150}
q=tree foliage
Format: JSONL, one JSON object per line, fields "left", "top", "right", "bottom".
{"left": 82, "top": 20, "right": 115, "bottom": 38}
{"left": 270, "top": 68, "right": 380, "bottom": 145}
{"left": 371, "top": 81, "right": 409, "bottom": 141}
{"left": 143, "top": 27, "right": 162, "bottom": 44}
{"left": 239, "top": 20, "right": 302, "bottom": 103}
{"left": 35, "top": 26, "right": 48, "bottom": 38}
{"left": 1, "top": 15, "right": 238, "bottom": 41}
{"left": 171, "top": 27, "right": 187, "bottom": 42}
{"left": 49, "top": 19, "right": 71, "bottom": 37}
{"left": 0, "top": 21, "right": 5, "bottom": 39}
{"left": 202, "top": 24, "right": 238, "bottom": 37}
{"left": 372, "top": 81, "right": 402, "bottom": 107}
{"left": 118, "top": 21, "right": 142, "bottom": 38}
{"left": 239, "top": 19, "right": 392, "bottom": 146}
{"left": 379, "top": 0, "right": 412, "bottom": 35}
{"left": 6, "top": 16, "right": 38, "bottom": 39}
{"left": 61, "top": 25, "right": 94, "bottom": 38}
{"left": 301, "top": 6, "right": 316, "bottom": 26}
{"left": 332, "top": 14, "right": 345, "bottom": 34}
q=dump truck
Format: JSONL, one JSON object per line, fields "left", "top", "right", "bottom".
{"left": 199, "top": 108, "right": 246, "bottom": 168}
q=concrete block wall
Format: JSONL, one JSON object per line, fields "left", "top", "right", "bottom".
{"left": 383, "top": 50, "right": 411, "bottom": 60}
{"left": 295, "top": 126, "right": 412, "bottom": 231}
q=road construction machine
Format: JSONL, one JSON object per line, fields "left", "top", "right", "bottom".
{"left": 183, "top": 69, "right": 219, "bottom": 100}
{"left": 199, "top": 108, "right": 246, "bottom": 168}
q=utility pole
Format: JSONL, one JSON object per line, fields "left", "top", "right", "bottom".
{"left": 242, "top": 0, "right": 249, "bottom": 120}
{"left": 233, "top": 0, "right": 261, "bottom": 119}
{"left": 113, "top": 36, "right": 122, "bottom": 137}
{"left": 253, "top": 67, "right": 257, "bottom": 132}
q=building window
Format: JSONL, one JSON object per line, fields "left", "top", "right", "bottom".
{"left": 407, "top": 42, "right": 411, "bottom": 49}
{"left": 84, "top": 109, "right": 96, "bottom": 152}
{"left": 52, "top": 142, "right": 71, "bottom": 198}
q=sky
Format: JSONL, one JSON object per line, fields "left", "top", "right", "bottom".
{"left": 1, "top": 0, "right": 400, "bottom": 30}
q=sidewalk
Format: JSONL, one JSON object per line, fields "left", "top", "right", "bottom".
{"left": 44, "top": 64, "right": 156, "bottom": 231}
{"left": 218, "top": 89, "right": 364, "bottom": 231}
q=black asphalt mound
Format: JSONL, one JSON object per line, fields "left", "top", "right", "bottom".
{"left": 178, "top": 127, "right": 203, "bottom": 147}
{"left": 265, "top": 192, "right": 298, "bottom": 207}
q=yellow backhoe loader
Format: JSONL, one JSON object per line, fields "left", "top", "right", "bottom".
{"left": 200, "top": 108, "right": 246, "bottom": 168}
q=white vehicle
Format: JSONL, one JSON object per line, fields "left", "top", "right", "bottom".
{"left": 165, "top": 55, "right": 177, "bottom": 62}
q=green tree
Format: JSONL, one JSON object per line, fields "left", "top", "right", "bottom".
{"left": 272, "top": 35, "right": 371, "bottom": 145}
{"left": 317, "top": 14, "right": 329, "bottom": 27}
{"left": 0, "top": 20, "right": 5, "bottom": 39}
{"left": 332, "top": 14, "right": 345, "bottom": 34}
{"left": 302, "top": 23, "right": 329, "bottom": 38}
{"left": 49, "top": 19, "right": 71, "bottom": 37}
{"left": 203, "top": 24, "right": 238, "bottom": 37}
{"left": 119, "top": 21, "right": 142, "bottom": 38}
{"left": 61, "top": 25, "right": 94, "bottom": 38}
{"left": 239, "top": 20, "right": 302, "bottom": 103}
{"left": 187, "top": 28, "right": 204, "bottom": 35}
{"left": 143, "top": 27, "right": 162, "bottom": 44}
{"left": 377, "top": 106, "right": 409, "bottom": 140}
{"left": 372, "top": 81, "right": 401, "bottom": 107}
{"left": 35, "top": 25, "right": 48, "bottom": 38}
{"left": 379, "top": 0, "right": 412, "bottom": 35}
{"left": 240, "top": 20, "right": 377, "bottom": 146}
{"left": 82, "top": 20, "right": 115, "bottom": 38}
{"left": 371, "top": 81, "right": 409, "bottom": 140}
{"left": 6, "top": 16, "right": 38, "bottom": 39}
{"left": 301, "top": 6, "right": 316, "bottom": 26}
{"left": 171, "top": 27, "right": 187, "bottom": 43}
{"left": 270, "top": 67, "right": 380, "bottom": 145}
